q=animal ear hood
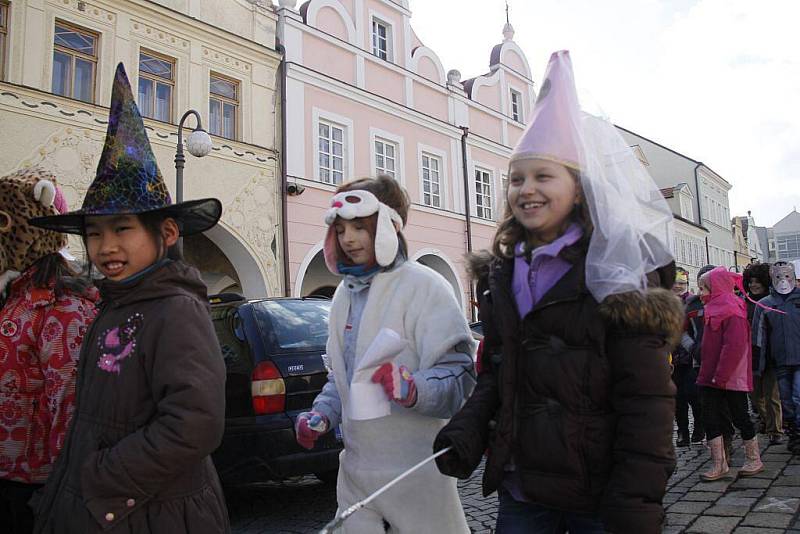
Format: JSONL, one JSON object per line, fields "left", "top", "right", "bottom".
{"left": 322, "top": 190, "right": 404, "bottom": 275}
{"left": 0, "top": 167, "right": 68, "bottom": 274}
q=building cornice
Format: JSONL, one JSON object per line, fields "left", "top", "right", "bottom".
{"left": 0, "top": 82, "right": 277, "bottom": 163}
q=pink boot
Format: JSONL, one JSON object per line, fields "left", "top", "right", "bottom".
{"left": 700, "top": 436, "right": 730, "bottom": 481}
{"left": 739, "top": 437, "right": 764, "bottom": 477}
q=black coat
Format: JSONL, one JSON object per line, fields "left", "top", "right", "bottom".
{"left": 434, "top": 253, "right": 681, "bottom": 534}
{"left": 33, "top": 262, "right": 229, "bottom": 534}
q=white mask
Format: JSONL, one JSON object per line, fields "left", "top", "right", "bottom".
{"left": 771, "top": 263, "right": 796, "bottom": 295}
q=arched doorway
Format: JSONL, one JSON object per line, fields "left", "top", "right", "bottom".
{"left": 183, "top": 233, "right": 242, "bottom": 295}
{"left": 295, "top": 243, "right": 341, "bottom": 298}
{"left": 413, "top": 250, "right": 465, "bottom": 310}
{"left": 191, "top": 223, "right": 270, "bottom": 298}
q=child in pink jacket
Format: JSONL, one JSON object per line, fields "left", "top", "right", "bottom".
{"left": 697, "top": 266, "right": 763, "bottom": 481}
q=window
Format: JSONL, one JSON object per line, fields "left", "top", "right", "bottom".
{"left": 680, "top": 194, "right": 693, "bottom": 220}
{"left": 421, "top": 153, "right": 441, "bottom": 208}
{"left": 680, "top": 239, "right": 686, "bottom": 264}
{"left": 318, "top": 120, "right": 344, "bottom": 184}
{"left": 371, "top": 18, "right": 391, "bottom": 61}
{"left": 475, "top": 168, "right": 493, "bottom": 220}
{"left": 510, "top": 89, "right": 523, "bottom": 122}
{"left": 52, "top": 21, "right": 98, "bottom": 103}
{"left": 374, "top": 138, "right": 397, "bottom": 179}
{"left": 776, "top": 234, "right": 800, "bottom": 260}
{"left": 0, "top": 2, "right": 8, "bottom": 80}
{"left": 209, "top": 74, "right": 238, "bottom": 140}
{"left": 138, "top": 50, "right": 174, "bottom": 123}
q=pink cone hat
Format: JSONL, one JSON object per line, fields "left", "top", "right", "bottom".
{"left": 510, "top": 50, "right": 581, "bottom": 170}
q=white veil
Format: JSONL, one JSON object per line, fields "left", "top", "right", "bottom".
{"left": 579, "top": 112, "right": 674, "bottom": 301}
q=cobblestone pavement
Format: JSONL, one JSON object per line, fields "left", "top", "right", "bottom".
{"left": 229, "top": 429, "right": 800, "bottom": 533}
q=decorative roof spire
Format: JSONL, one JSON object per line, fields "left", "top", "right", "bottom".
{"left": 503, "top": 2, "right": 515, "bottom": 41}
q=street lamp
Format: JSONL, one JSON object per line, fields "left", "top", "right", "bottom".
{"left": 174, "top": 109, "right": 213, "bottom": 203}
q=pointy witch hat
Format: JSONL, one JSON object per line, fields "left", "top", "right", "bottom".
{"left": 30, "top": 63, "right": 221, "bottom": 235}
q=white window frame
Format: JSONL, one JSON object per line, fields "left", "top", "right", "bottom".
{"left": 312, "top": 107, "right": 354, "bottom": 186}
{"left": 473, "top": 164, "right": 494, "bottom": 221}
{"left": 369, "top": 127, "right": 405, "bottom": 185}
{"left": 509, "top": 87, "right": 523, "bottom": 123}
{"left": 374, "top": 138, "right": 398, "bottom": 178}
{"left": 209, "top": 71, "right": 240, "bottom": 140}
{"left": 417, "top": 144, "right": 448, "bottom": 209}
{"left": 370, "top": 14, "right": 394, "bottom": 62}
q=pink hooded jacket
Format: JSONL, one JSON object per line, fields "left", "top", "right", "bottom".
{"left": 696, "top": 267, "right": 752, "bottom": 392}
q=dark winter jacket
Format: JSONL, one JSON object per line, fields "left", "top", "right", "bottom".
{"left": 434, "top": 252, "right": 680, "bottom": 534}
{"left": 753, "top": 288, "right": 800, "bottom": 368}
{"left": 684, "top": 295, "right": 705, "bottom": 368}
{"left": 33, "top": 261, "right": 229, "bottom": 534}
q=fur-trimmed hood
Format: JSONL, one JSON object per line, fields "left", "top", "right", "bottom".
{"left": 466, "top": 249, "right": 683, "bottom": 346}
{"left": 599, "top": 288, "right": 684, "bottom": 348}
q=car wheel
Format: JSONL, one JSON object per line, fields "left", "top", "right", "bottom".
{"left": 314, "top": 469, "right": 338, "bottom": 484}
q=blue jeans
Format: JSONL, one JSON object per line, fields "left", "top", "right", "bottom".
{"left": 777, "top": 365, "right": 800, "bottom": 428}
{"left": 496, "top": 490, "right": 605, "bottom": 534}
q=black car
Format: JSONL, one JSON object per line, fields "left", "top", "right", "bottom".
{"left": 209, "top": 294, "right": 342, "bottom": 486}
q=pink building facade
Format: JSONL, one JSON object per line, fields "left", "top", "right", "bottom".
{"left": 277, "top": 0, "right": 535, "bottom": 317}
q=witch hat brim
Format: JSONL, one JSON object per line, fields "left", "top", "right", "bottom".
{"left": 29, "top": 197, "right": 222, "bottom": 236}
{"left": 29, "top": 62, "right": 222, "bottom": 236}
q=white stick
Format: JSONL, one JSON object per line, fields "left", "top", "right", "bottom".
{"left": 319, "top": 446, "right": 452, "bottom": 534}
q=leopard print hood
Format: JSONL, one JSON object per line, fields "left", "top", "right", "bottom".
{"left": 0, "top": 167, "right": 68, "bottom": 276}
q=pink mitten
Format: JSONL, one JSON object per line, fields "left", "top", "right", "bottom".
{"left": 371, "top": 363, "right": 417, "bottom": 407}
{"left": 295, "top": 411, "right": 329, "bottom": 450}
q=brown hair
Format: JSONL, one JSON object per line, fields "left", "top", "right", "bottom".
{"left": 333, "top": 175, "right": 410, "bottom": 264}
{"left": 490, "top": 165, "right": 593, "bottom": 260}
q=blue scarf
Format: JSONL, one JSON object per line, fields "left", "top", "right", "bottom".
{"left": 337, "top": 262, "right": 382, "bottom": 277}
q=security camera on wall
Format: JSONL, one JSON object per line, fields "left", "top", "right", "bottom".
{"left": 287, "top": 182, "right": 305, "bottom": 196}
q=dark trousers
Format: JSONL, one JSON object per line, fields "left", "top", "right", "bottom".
{"left": 0, "top": 479, "right": 42, "bottom": 534}
{"left": 496, "top": 489, "right": 605, "bottom": 534}
{"left": 702, "top": 387, "right": 756, "bottom": 441}
{"left": 674, "top": 364, "right": 702, "bottom": 435}
{"left": 777, "top": 365, "right": 800, "bottom": 429}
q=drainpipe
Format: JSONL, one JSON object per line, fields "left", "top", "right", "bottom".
{"left": 693, "top": 161, "right": 711, "bottom": 264}
{"left": 459, "top": 126, "right": 476, "bottom": 321}
{"left": 276, "top": 42, "right": 290, "bottom": 296}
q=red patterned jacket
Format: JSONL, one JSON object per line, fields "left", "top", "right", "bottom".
{"left": 0, "top": 267, "right": 98, "bottom": 484}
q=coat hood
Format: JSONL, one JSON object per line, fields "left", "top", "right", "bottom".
{"left": 97, "top": 260, "right": 208, "bottom": 307}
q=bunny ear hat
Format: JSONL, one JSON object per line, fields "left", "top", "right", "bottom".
{"left": 323, "top": 190, "right": 404, "bottom": 274}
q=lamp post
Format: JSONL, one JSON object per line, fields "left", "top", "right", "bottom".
{"left": 174, "top": 109, "right": 213, "bottom": 203}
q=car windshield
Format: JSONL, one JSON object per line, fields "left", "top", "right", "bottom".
{"left": 251, "top": 299, "right": 331, "bottom": 351}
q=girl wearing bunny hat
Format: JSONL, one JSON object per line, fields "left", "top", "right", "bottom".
{"left": 295, "top": 175, "right": 476, "bottom": 533}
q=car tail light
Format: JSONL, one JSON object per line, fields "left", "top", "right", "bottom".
{"left": 252, "top": 361, "right": 286, "bottom": 414}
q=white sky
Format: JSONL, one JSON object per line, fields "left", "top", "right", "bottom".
{"left": 409, "top": 0, "right": 800, "bottom": 227}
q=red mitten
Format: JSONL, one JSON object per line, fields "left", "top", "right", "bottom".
{"left": 371, "top": 363, "right": 417, "bottom": 407}
{"left": 295, "top": 411, "right": 329, "bottom": 450}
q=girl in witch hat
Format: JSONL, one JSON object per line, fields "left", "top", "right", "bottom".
{"left": 29, "top": 63, "right": 229, "bottom": 534}
{"left": 0, "top": 167, "right": 98, "bottom": 534}
{"left": 434, "top": 51, "right": 681, "bottom": 534}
